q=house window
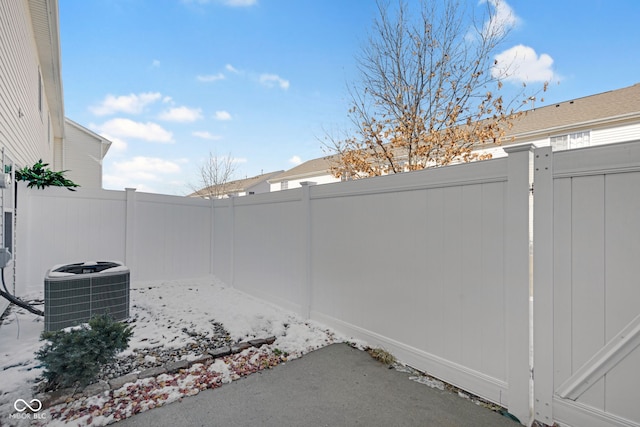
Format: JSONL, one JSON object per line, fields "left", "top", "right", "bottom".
{"left": 550, "top": 131, "right": 590, "bottom": 151}
{"left": 281, "top": 181, "right": 288, "bottom": 190}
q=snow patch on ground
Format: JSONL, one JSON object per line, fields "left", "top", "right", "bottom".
{"left": 409, "top": 375, "right": 446, "bottom": 391}
{"left": 0, "top": 276, "right": 344, "bottom": 426}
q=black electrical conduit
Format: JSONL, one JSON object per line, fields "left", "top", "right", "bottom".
{"left": 0, "top": 267, "right": 44, "bottom": 316}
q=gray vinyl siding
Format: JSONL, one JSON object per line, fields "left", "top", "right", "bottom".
{"left": 0, "top": 0, "right": 54, "bottom": 168}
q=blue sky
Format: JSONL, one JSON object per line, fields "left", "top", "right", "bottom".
{"left": 59, "top": 0, "right": 640, "bottom": 195}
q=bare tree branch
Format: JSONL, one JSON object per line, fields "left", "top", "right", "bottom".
{"left": 189, "top": 152, "right": 239, "bottom": 198}
{"left": 327, "top": 0, "right": 546, "bottom": 179}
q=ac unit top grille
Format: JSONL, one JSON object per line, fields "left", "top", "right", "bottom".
{"left": 52, "top": 261, "right": 121, "bottom": 275}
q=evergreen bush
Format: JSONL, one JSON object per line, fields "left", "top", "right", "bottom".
{"left": 35, "top": 314, "right": 133, "bottom": 389}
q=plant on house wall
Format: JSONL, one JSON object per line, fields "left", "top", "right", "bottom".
{"left": 0, "top": 160, "right": 78, "bottom": 315}
{"left": 16, "top": 159, "right": 79, "bottom": 190}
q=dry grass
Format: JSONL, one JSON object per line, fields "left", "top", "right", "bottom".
{"left": 367, "top": 347, "right": 396, "bottom": 366}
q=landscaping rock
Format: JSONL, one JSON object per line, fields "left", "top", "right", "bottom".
{"left": 249, "top": 338, "right": 267, "bottom": 348}
{"left": 231, "top": 342, "right": 252, "bottom": 353}
{"left": 265, "top": 336, "right": 277, "bottom": 345}
{"left": 82, "top": 380, "right": 109, "bottom": 397}
{"left": 138, "top": 366, "right": 167, "bottom": 379}
{"left": 208, "top": 346, "right": 232, "bottom": 358}
{"left": 109, "top": 373, "right": 139, "bottom": 390}
{"left": 39, "top": 387, "right": 76, "bottom": 409}
{"left": 97, "top": 321, "right": 232, "bottom": 382}
{"left": 165, "top": 359, "right": 190, "bottom": 374}
{"left": 190, "top": 354, "right": 213, "bottom": 366}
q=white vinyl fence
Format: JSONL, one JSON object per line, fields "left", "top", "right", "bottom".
{"left": 16, "top": 187, "right": 214, "bottom": 294}
{"left": 14, "top": 140, "right": 640, "bottom": 427}
{"left": 534, "top": 141, "right": 640, "bottom": 427}
{"left": 212, "top": 144, "right": 533, "bottom": 421}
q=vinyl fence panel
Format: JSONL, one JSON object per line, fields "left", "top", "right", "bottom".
{"left": 534, "top": 141, "right": 640, "bottom": 427}
{"left": 16, "top": 186, "right": 213, "bottom": 291}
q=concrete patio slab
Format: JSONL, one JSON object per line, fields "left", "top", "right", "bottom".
{"left": 115, "top": 343, "right": 519, "bottom": 427}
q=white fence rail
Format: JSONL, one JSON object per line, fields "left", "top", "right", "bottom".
{"left": 14, "top": 140, "right": 640, "bottom": 427}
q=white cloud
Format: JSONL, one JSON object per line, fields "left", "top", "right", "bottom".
{"left": 90, "top": 92, "right": 162, "bottom": 116}
{"left": 112, "top": 157, "right": 181, "bottom": 178}
{"left": 96, "top": 118, "right": 174, "bottom": 143}
{"left": 214, "top": 110, "right": 232, "bottom": 121}
{"left": 480, "top": 0, "right": 520, "bottom": 38}
{"left": 151, "top": 59, "right": 160, "bottom": 67}
{"left": 225, "top": 64, "right": 239, "bottom": 73}
{"left": 259, "top": 74, "right": 290, "bottom": 90}
{"left": 192, "top": 131, "right": 222, "bottom": 140}
{"left": 492, "top": 44, "right": 556, "bottom": 83}
{"left": 101, "top": 134, "right": 128, "bottom": 152}
{"left": 158, "top": 106, "right": 203, "bottom": 122}
{"left": 197, "top": 73, "right": 225, "bottom": 82}
{"left": 223, "top": 0, "right": 256, "bottom": 6}
{"left": 104, "top": 156, "right": 183, "bottom": 192}
{"left": 289, "top": 155, "right": 302, "bottom": 165}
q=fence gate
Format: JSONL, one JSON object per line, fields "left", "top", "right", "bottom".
{"left": 533, "top": 142, "right": 640, "bottom": 427}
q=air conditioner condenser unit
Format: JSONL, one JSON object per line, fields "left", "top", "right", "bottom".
{"left": 44, "top": 261, "right": 130, "bottom": 332}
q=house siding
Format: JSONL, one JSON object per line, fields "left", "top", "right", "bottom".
{"left": 269, "top": 174, "right": 340, "bottom": 192}
{"left": 247, "top": 180, "right": 270, "bottom": 195}
{"left": 0, "top": 0, "right": 54, "bottom": 168}
{"left": 1, "top": 0, "right": 60, "bottom": 315}
{"left": 591, "top": 122, "right": 640, "bottom": 146}
{"left": 63, "top": 121, "right": 103, "bottom": 189}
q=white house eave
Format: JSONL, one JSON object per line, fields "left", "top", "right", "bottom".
{"left": 29, "top": 0, "right": 65, "bottom": 139}
{"left": 65, "top": 118, "right": 113, "bottom": 159}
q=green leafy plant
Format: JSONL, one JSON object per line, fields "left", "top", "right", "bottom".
{"left": 16, "top": 159, "right": 79, "bottom": 190}
{"left": 272, "top": 348, "right": 288, "bottom": 357}
{"left": 36, "top": 314, "right": 133, "bottom": 389}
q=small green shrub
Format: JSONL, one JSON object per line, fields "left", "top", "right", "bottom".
{"left": 36, "top": 314, "right": 133, "bottom": 389}
{"left": 272, "top": 348, "right": 288, "bottom": 357}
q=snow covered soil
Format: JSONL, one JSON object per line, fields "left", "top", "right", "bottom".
{"left": 0, "top": 276, "right": 347, "bottom": 426}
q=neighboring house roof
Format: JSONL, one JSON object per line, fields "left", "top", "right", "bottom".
{"left": 28, "top": 0, "right": 64, "bottom": 140}
{"left": 268, "top": 156, "right": 338, "bottom": 184}
{"left": 271, "top": 83, "right": 640, "bottom": 182}
{"left": 502, "top": 82, "right": 640, "bottom": 142}
{"left": 190, "top": 170, "right": 284, "bottom": 198}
